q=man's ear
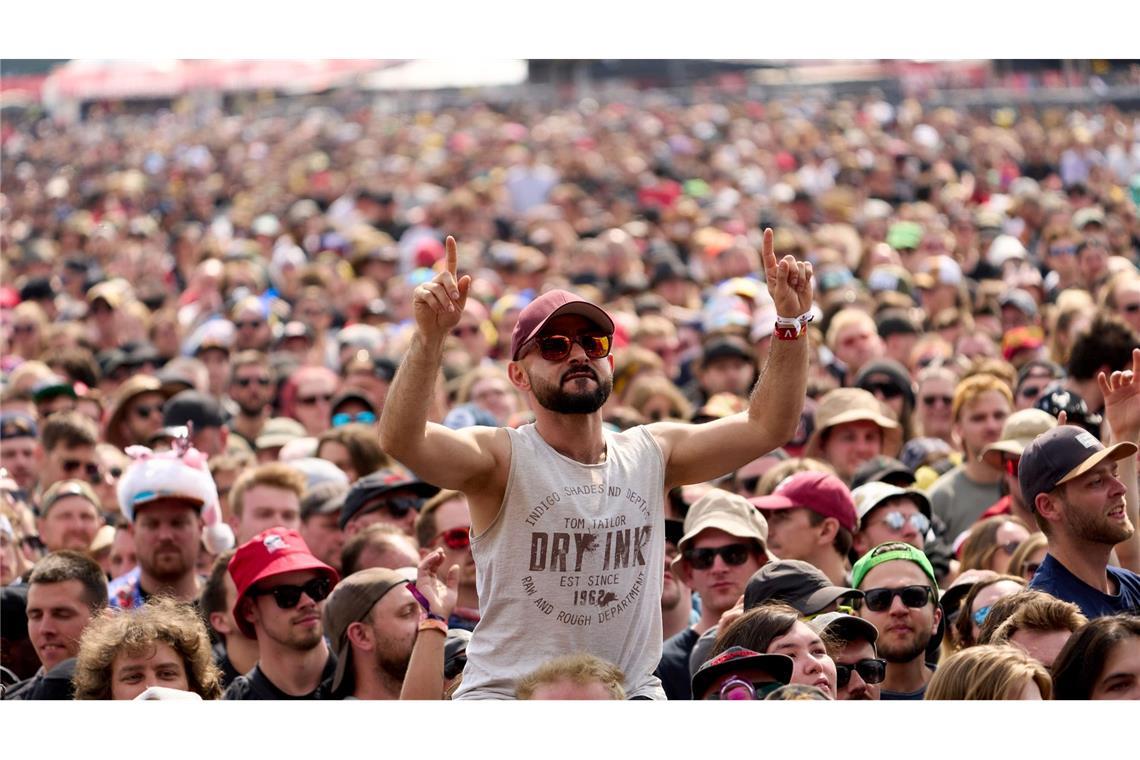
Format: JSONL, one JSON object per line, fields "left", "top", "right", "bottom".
{"left": 930, "top": 601, "right": 943, "bottom": 636}
{"left": 852, "top": 532, "right": 869, "bottom": 558}
{"left": 507, "top": 361, "right": 530, "bottom": 392}
{"left": 1034, "top": 491, "right": 1063, "bottom": 525}
{"left": 209, "top": 611, "right": 233, "bottom": 637}
{"left": 346, "top": 621, "right": 373, "bottom": 652}
{"left": 817, "top": 517, "right": 839, "bottom": 547}
{"left": 240, "top": 598, "right": 258, "bottom": 631}
{"left": 675, "top": 560, "right": 694, "bottom": 587}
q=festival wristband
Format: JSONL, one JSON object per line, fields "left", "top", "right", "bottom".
{"left": 406, "top": 581, "right": 448, "bottom": 622}
{"left": 774, "top": 311, "right": 814, "bottom": 341}
{"left": 418, "top": 618, "right": 448, "bottom": 635}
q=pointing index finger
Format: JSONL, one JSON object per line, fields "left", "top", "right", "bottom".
{"left": 446, "top": 235, "right": 458, "bottom": 278}
{"left": 761, "top": 228, "right": 777, "bottom": 281}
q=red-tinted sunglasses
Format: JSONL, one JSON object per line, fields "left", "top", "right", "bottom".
{"left": 436, "top": 527, "right": 471, "bottom": 551}
{"left": 533, "top": 334, "right": 611, "bottom": 362}
{"left": 1003, "top": 457, "right": 1019, "bottom": 477}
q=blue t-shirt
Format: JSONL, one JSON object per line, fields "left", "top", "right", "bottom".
{"left": 1028, "top": 553, "right": 1140, "bottom": 619}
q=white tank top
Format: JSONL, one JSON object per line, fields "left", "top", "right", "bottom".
{"left": 453, "top": 423, "right": 667, "bottom": 700}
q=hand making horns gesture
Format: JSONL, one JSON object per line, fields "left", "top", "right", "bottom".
{"left": 761, "top": 227, "right": 814, "bottom": 318}
{"left": 413, "top": 235, "right": 471, "bottom": 339}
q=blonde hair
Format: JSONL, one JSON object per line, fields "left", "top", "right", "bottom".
{"left": 951, "top": 373, "right": 1012, "bottom": 422}
{"left": 756, "top": 457, "right": 837, "bottom": 497}
{"left": 958, "top": 516, "right": 1032, "bottom": 573}
{"left": 625, "top": 375, "right": 693, "bottom": 422}
{"left": 73, "top": 596, "right": 222, "bottom": 700}
{"left": 1008, "top": 533, "right": 1048, "bottom": 580}
{"left": 515, "top": 653, "right": 626, "bottom": 700}
{"left": 925, "top": 644, "right": 1052, "bottom": 700}
{"left": 825, "top": 308, "right": 877, "bottom": 351}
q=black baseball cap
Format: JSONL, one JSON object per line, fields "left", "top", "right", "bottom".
{"left": 1019, "top": 425, "right": 1137, "bottom": 513}
{"left": 339, "top": 467, "right": 440, "bottom": 530}
{"left": 850, "top": 455, "right": 915, "bottom": 490}
{"left": 162, "top": 390, "right": 229, "bottom": 429}
{"left": 743, "top": 559, "right": 862, "bottom": 614}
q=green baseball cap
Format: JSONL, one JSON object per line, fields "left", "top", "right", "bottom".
{"left": 850, "top": 541, "right": 939, "bottom": 602}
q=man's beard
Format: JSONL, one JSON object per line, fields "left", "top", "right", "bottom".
{"left": 140, "top": 544, "right": 194, "bottom": 584}
{"left": 530, "top": 366, "right": 612, "bottom": 415}
{"left": 374, "top": 638, "right": 414, "bottom": 683}
{"left": 877, "top": 625, "right": 932, "bottom": 664}
{"left": 237, "top": 398, "right": 268, "bottom": 417}
{"left": 1061, "top": 494, "right": 1134, "bottom": 546}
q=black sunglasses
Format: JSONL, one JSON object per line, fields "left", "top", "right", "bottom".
{"left": 236, "top": 377, "right": 272, "bottom": 388}
{"left": 532, "top": 334, "right": 611, "bottom": 362}
{"left": 682, "top": 543, "right": 754, "bottom": 571}
{"left": 921, "top": 394, "right": 952, "bottom": 407}
{"left": 63, "top": 459, "right": 102, "bottom": 483}
{"left": 132, "top": 403, "right": 161, "bottom": 419}
{"left": 864, "top": 381, "right": 903, "bottom": 400}
{"left": 365, "top": 496, "right": 422, "bottom": 520}
{"left": 859, "top": 585, "right": 933, "bottom": 612}
{"left": 835, "top": 658, "right": 887, "bottom": 688}
{"left": 251, "top": 577, "right": 332, "bottom": 609}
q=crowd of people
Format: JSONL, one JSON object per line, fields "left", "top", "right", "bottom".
{"left": 2, "top": 80, "right": 1139, "bottom": 702}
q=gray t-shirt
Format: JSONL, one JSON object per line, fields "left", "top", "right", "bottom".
{"left": 926, "top": 466, "right": 1002, "bottom": 543}
{"left": 453, "top": 423, "right": 666, "bottom": 700}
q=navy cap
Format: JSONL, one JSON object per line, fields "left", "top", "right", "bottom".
{"left": 1019, "top": 425, "right": 1137, "bottom": 513}
{"left": 162, "top": 390, "right": 229, "bottom": 429}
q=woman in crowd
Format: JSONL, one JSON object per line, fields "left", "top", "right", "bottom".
{"left": 926, "top": 644, "right": 1052, "bottom": 700}
{"left": 73, "top": 596, "right": 223, "bottom": 700}
{"left": 951, "top": 574, "right": 1027, "bottom": 653}
{"left": 1052, "top": 614, "right": 1140, "bottom": 700}
{"left": 958, "top": 516, "right": 1033, "bottom": 575}
{"left": 712, "top": 602, "right": 838, "bottom": 699}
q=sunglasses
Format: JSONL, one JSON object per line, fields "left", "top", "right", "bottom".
{"left": 972, "top": 605, "right": 992, "bottom": 627}
{"left": 235, "top": 320, "right": 265, "bottom": 330}
{"left": 251, "top": 577, "right": 332, "bottom": 609}
{"left": 532, "top": 334, "right": 612, "bottom": 362}
{"left": 683, "top": 543, "right": 753, "bottom": 570}
{"left": 864, "top": 382, "right": 903, "bottom": 400}
{"left": 859, "top": 585, "right": 933, "bottom": 612}
{"left": 707, "top": 677, "right": 783, "bottom": 701}
{"left": 1003, "top": 457, "right": 1020, "bottom": 477}
{"left": 332, "top": 411, "right": 377, "bottom": 427}
{"left": 132, "top": 403, "right": 161, "bottom": 419}
{"left": 1017, "top": 385, "right": 1043, "bottom": 399}
{"left": 435, "top": 527, "right": 471, "bottom": 551}
{"left": 235, "top": 377, "right": 272, "bottom": 388}
{"left": 297, "top": 393, "right": 334, "bottom": 406}
{"left": 367, "top": 497, "right": 422, "bottom": 520}
{"left": 1048, "top": 245, "right": 1076, "bottom": 257}
{"left": 63, "top": 459, "right": 102, "bottom": 483}
{"left": 737, "top": 475, "right": 761, "bottom": 494}
{"left": 835, "top": 658, "right": 887, "bottom": 689}
{"left": 921, "top": 394, "right": 952, "bottom": 407}
{"left": 12, "top": 324, "right": 36, "bottom": 334}
{"left": 451, "top": 325, "right": 480, "bottom": 338}
{"left": 880, "top": 511, "right": 931, "bottom": 535}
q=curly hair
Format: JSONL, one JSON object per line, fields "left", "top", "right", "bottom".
{"left": 73, "top": 596, "right": 223, "bottom": 700}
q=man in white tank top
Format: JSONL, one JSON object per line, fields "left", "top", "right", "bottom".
{"left": 379, "top": 231, "right": 815, "bottom": 699}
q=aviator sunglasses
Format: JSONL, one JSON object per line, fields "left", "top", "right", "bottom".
{"left": 531, "top": 334, "right": 612, "bottom": 362}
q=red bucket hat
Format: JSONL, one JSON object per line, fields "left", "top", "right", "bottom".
{"left": 509, "top": 289, "right": 614, "bottom": 361}
{"left": 228, "top": 527, "right": 340, "bottom": 639}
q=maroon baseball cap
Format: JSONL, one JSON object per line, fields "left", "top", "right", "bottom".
{"left": 509, "top": 289, "right": 614, "bottom": 361}
{"left": 228, "top": 527, "right": 340, "bottom": 639}
{"left": 749, "top": 471, "right": 859, "bottom": 533}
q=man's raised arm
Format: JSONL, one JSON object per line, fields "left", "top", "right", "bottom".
{"left": 653, "top": 228, "right": 814, "bottom": 490}
{"left": 379, "top": 236, "right": 499, "bottom": 491}
{"left": 1101, "top": 348, "right": 1140, "bottom": 572}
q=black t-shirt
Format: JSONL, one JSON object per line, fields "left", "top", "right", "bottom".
{"left": 212, "top": 641, "right": 243, "bottom": 689}
{"left": 655, "top": 627, "right": 700, "bottom": 701}
{"left": 223, "top": 652, "right": 338, "bottom": 700}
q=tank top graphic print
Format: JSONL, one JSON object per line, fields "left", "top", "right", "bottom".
{"left": 453, "top": 423, "right": 666, "bottom": 699}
